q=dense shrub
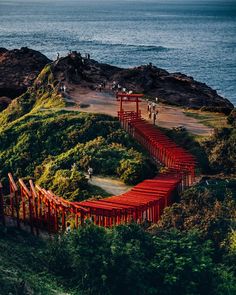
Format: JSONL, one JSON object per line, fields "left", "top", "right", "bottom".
{"left": 227, "top": 108, "right": 236, "bottom": 127}
{"left": 203, "top": 128, "right": 236, "bottom": 174}
{"left": 155, "top": 179, "right": 236, "bottom": 252}
{"left": 45, "top": 224, "right": 236, "bottom": 295}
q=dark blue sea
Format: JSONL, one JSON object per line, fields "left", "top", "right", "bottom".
{"left": 0, "top": 0, "right": 235, "bottom": 104}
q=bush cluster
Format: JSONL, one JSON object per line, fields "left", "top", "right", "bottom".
{"left": 45, "top": 223, "right": 236, "bottom": 295}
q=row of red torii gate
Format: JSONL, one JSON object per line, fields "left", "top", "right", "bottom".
{"left": 0, "top": 93, "right": 196, "bottom": 234}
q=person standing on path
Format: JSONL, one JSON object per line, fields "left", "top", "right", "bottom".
{"left": 153, "top": 110, "right": 159, "bottom": 125}
{"left": 149, "top": 110, "right": 152, "bottom": 119}
{"left": 88, "top": 167, "right": 93, "bottom": 180}
{"left": 153, "top": 112, "right": 156, "bottom": 125}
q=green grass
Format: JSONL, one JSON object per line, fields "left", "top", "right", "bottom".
{"left": 0, "top": 226, "right": 75, "bottom": 295}
{"left": 183, "top": 110, "right": 229, "bottom": 129}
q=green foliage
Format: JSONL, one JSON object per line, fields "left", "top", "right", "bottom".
{"left": 0, "top": 226, "right": 71, "bottom": 295}
{"left": 156, "top": 179, "right": 236, "bottom": 251}
{"left": 227, "top": 108, "right": 236, "bottom": 127}
{"left": 1, "top": 221, "right": 236, "bottom": 295}
{"left": 48, "top": 168, "right": 88, "bottom": 201}
{"left": 0, "top": 63, "right": 66, "bottom": 126}
{"left": 118, "top": 155, "right": 156, "bottom": 184}
{"left": 44, "top": 224, "right": 236, "bottom": 295}
{"left": 0, "top": 110, "right": 154, "bottom": 199}
{"left": 203, "top": 128, "right": 236, "bottom": 174}
{"left": 161, "top": 124, "right": 236, "bottom": 175}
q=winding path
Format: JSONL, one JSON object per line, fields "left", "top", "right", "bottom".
{"left": 68, "top": 87, "right": 213, "bottom": 136}
{"left": 89, "top": 176, "right": 131, "bottom": 196}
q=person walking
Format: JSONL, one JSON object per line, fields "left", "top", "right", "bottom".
{"left": 153, "top": 112, "right": 156, "bottom": 125}
{"left": 153, "top": 110, "right": 159, "bottom": 125}
{"left": 88, "top": 167, "right": 93, "bottom": 180}
{"left": 152, "top": 102, "right": 156, "bottom": 111}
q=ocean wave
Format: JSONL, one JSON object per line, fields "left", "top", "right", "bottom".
{"left": 78, "top": 40, "right": 169, "bottom": 52}
{"left": 133, "top": 45, "right": 169, "bottom": 52}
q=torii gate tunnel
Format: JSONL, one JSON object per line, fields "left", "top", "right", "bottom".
{"left": 0, "top": 93, "right": 197, "bottom": 233}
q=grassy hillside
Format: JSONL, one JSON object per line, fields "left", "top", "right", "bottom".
{"left": 0, "top": 61, "right": 157, "bottom": 200}
{"left": 0, "top": 64, "right": 65, "bottom": 126}
{"left": 0, "top": 109, "right": 155, "bottom": 200}
{"left": 0, "top": 226, "right": 73, "bottom": 295}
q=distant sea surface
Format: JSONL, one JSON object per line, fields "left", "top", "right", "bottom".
{"left": 0, "top": 0, "right": 235, "bottom": 105}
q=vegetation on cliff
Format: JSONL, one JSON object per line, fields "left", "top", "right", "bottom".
{"left": 0, "top": 55, "right": 156, "bottom": 199}
{"left": 0, "top": 63, "right": 65, "bottom": 126}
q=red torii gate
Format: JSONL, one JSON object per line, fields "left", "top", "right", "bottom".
{"left": 116, "top": 92, "right": 144, "bottom": 120}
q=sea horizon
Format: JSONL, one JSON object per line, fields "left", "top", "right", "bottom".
{"left": 0, "top": 0, "right": 235, "bottom": 104}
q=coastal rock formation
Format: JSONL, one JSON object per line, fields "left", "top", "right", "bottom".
{"left": 0, "top": 47, "right": 50, "bottom": 110}
{"left": 51, "top": 52, "right": 234, "bottom": 114}
{"left": 111, "top": 66, "right": 234, "bottom": 114}
{"left": 0, "top": 49, "right": 233, "bottom": 114}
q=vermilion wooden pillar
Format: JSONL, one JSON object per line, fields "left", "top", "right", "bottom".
{"left": 62, "top": 207, "right": 66, "bottom": 231}
{"left": 136, "top": 97, "right": 139, "bottom": 114}
{"left": 19, "top": 179, "right": 33, "bottom": 232}
{"left": 8, "top": 173, "right": 20, "bottom": 228}
{"left": 29, "top": 180, "right": 39, "bottom": 236}
{"left": 0, "top": 182, "right": 5, "bottom": 226}
{"left": 47, "top": 201, "right": 51, "bottom": 233}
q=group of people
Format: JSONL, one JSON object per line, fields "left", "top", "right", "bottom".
{"left": 97, "top": 80, "right": 133, "bottom": 95}
{"left": 147, "top": 97, "right": 159, "bottom": 125}
{"left": 59, "top": 84, "right": 67, "bottom": 93}
{"left": 111, "top": 81, "right": 133, "bottom": 96}
{"left": 97, "top": 81, "right": 106, "bottom": 92}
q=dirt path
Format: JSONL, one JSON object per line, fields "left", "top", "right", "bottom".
{"left": 89, "top": 176, "right": 131, "bottom": 196}
{"left": 68, "top": 86, "right": 213, "bottom": 136}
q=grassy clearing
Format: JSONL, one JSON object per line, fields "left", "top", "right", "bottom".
{"left": 183, "top": 110, "right": 229, "bottom": 129}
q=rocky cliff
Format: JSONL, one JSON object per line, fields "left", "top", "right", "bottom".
{"left": 50, "top": 52, "right": 234, "bottom": 114}
{"left": 0, "top": 49, "right": 233, "bottom": 114}
{"left": 0, "top": 47, "right": 50, "bottom": 110}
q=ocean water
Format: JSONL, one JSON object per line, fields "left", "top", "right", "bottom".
{"left": 0, "top": 0, "right": 235, "bottom": 105}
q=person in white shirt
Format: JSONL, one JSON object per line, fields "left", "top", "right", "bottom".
{"left": 88, "top": 167, "right": 93, "bottom": 180}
